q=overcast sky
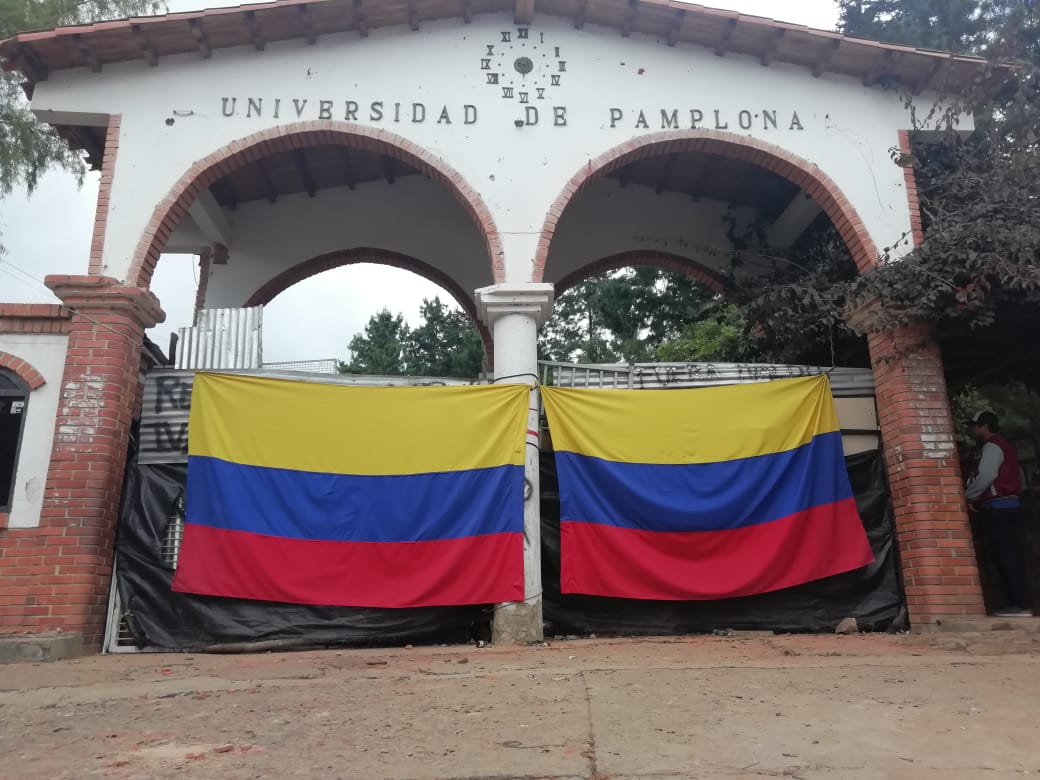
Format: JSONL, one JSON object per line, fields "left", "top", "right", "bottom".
{"left": 0, "top": 0, "right": 839, "bottom": 364}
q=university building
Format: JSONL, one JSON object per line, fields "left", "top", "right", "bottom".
{"left": 0, "top": 0, "right": 998, "bottom": 651}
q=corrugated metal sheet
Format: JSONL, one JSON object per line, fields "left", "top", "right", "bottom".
{"left": 540, "top": 361, "right": 875, "bottom": 397}
{"left": 175, "top": 307, "right": 263, "bottom": 370}
{"left": 138, "top": 371, "right": 192, "bottom": 464}
{"left": 138, "top": 369, "right": 484, "bottom": 464}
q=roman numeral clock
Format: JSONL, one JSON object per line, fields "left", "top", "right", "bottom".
{"left": 480, "top": 27, "right": 566, "bottom": 105}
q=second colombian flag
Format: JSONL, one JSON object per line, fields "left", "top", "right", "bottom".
{"left": 542, "top": 376, "right": 874, "bottom": 601}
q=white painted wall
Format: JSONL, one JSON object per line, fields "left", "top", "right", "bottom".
{"left": 165, "top": 218, "right": 209, "bottom": 255}
{"left": 31, "top": 12, "right": 963, "bottom": 288}
{"left": 546, "top": 179, "right": 754, "bottom": 283}
{"left": 205, "top": 175, "right": 753, "bottom": 306}
{"left": 203, "top": 175, "right": 491, "bottom": 309}
{"left": 0, "top": 334, "right": 68, "bottom": 529}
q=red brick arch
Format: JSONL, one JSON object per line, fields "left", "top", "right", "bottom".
{"left": 535, "top": 130, "right": 879, "bottom": 283}
{"left": 554, "top": 250, "right": 728, "bottom": 298}
{"left": 242, "top": 247, "right": 493, "bottom": 362}
{"left": 0, "top": 351, "right": 45, "bottom": 390}
{"left": 127, "top": 121, "right": 504, "bottom": 290}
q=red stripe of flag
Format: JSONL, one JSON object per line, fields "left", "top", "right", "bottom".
{"left": 172, "top": 524, "right": 524, "bottom": 608}
{"left": 561, "top": 497, "right": 873, "bottom": 600}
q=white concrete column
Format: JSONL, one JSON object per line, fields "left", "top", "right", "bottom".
{"left": 476, "top": 283, "right": 554, "bottom": 645}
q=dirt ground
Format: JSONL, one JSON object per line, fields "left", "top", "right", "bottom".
{"left": 1, "top": 631, "right": 1040, "bottom": 779}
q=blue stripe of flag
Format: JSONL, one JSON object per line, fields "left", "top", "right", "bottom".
{"left": 185, "top": 456, "right": 524, "bottom": 543}
{"left": 555, "top": 430, "right": 852, "bottom": 532}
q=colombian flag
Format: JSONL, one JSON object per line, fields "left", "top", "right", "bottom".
{"left": 542, "top": 376, "right": 873, "bottom": 600}
{"left": 172, "top": 374, "right": 528, "bottom": 608}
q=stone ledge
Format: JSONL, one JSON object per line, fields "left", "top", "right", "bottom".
{"left": 0, "top": 632, "right": 84, "bottom": 664}
{"left": 475, "top": 283, "right": 555, "bottom": 327}
{"left": 44, "top": 275, "right": 165, "bottom": 328}
{"left": 911, "top": 616, "right": 1040, "bottom": 634}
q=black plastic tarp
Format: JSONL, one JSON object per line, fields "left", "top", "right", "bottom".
{"left": 116, "top": 447, "right": 904, "bottom": 649}
{"left": 542, "top": 448, "right": 907, "bottom": 634}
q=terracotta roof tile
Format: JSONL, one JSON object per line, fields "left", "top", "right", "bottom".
{"left": 0, "top": 0, "right": 1008, "bottom": 97}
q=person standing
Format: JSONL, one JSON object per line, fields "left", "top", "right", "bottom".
{"left": 965, "top": 411, "right": 1033, "bottom": 617}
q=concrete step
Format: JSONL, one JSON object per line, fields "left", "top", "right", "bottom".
{"left": 913, "top": 616, "right": 1040, "bottom": 634}
{"left": 0, "top": 632, "right": 83, "bottom": 664}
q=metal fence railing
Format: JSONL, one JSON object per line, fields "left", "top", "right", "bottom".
{"left": 538, "top": 360, "right": 875, "bottom": 396}
{"left": 262, "top": 358, "right": 340, "bottom": 374}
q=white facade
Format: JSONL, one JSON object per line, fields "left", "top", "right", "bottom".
{"left": 548, "top": 180, "right": 754, "bottom": 281}
{"left": 0, "top": 2, "right": 1000, "bottom": 640}
{"left": 0, "top": 334, "right": 68, "bottom": 528}
{"left": 193, "top": 176, "right": 759, "bottom": 309}
{"left": 200, "top": 176, "right": 491, "bottom": 308}
{"left": 29, "top": 13, "right": 961, "bottom": 295}
{"left": 9, "top": 8, "right": 956, "bottom": 545}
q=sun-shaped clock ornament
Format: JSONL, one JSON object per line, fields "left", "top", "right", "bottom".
{"left": 479, "top": 27, "right": 566, "bottom": 105}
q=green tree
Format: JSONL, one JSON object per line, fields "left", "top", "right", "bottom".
{"left": 840, "top": 0, "right": 1040, "bottom": 381}
{"left": 539, "top": 276, "right": 615, "bottom": 364}
{"left": 539, "top": 267, "right": 723, "bottom": 364}
{"left": 655, "top": 304, "right": 753, "bottom": 363}
{"left": 837, "top": 1, "right": 1040, "bottom": 62}
{"left": 403, "top": 296, "right": 484, "bottom": 378}
{"left": 836, "top": 1, "right": 993, "bottom": 53}
{"left": 827, "top": 1, "right": 1040, "bottom": 466}
{"left": 726, "top": 225, "right": 868, "bottom": 367}
{"left": 0, "top": 0, "right": 163, "bottom": 205}
{"left": 725, "top": 1, "right": 1040, "bottom": 383}
{"left": 338, "top": 309, "right": 409, "bottom": 375}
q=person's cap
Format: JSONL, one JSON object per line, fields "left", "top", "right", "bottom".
{"left": 968, "top": 410, "right": 999, "bottom": 428}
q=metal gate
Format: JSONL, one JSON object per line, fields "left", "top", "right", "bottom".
{"left": 106, "top": 359, "right": 879, "bottom": 652}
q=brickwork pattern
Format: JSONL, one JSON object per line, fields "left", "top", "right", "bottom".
{"left": 897, "top": 129, "right": 925, "bottom": 248}
{"left": 0, "top": 277, "right": 162, "bottom": 647}
{"left": 868, "top": 325, "right": 985, "bottom": 622}
{"left": 0, "top": 304, "right": 71, "bottom": 336}
{"left": 87, "top": 115, "right": 122, "bottom": 275}
{"left": 0, "top": 351, "right": 47, "bottom": 391}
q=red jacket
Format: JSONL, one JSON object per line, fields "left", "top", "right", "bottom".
{"left": 978, "top": 434, "right": 1022, "bottom": 501}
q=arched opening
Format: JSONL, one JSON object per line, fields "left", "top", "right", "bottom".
{"left": 541, "top": 252, "right": 731, "bottom": 365}
{"left": 537, "top": 130, "right": 878, "bottom": 281}
{"left": 238, "top": 251, "right": 492, "bottom": 376}
{"left": 0, "top": 368, "right": 30, "bottom": 512}
{"left": 131, "top": 122, "right": 503, "bottom": 291}
{"left": 136, "top": 122, "right": 500, "bottom": 374}
{"left": 242, "top": 248, "right": 493, "bottom": 366}
{"left": 554, "top": 251, "right": 727, "bottom": 299}
{"left": 536, "top": 131, "right": 878, "bottom": 368}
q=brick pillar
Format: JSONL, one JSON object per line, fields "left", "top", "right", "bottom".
{"left": 867, "top": 322, "right": 986, "bottom": 626}
{"left": 34, "top": 276, "right": 163, "bottom": 648}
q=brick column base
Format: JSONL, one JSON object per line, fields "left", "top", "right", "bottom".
{"left": 867, "top": 323, "right": 986, "bottom": 625}
{"left": 0, "top": 276, "right": 163, "bottom": 649}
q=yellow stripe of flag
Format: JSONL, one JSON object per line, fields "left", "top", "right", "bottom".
{"left": 542, "top": 375, "right": 838, "bottom": 465}
{"left": 188, "top": 373, "right": 529, "bottom": 475}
